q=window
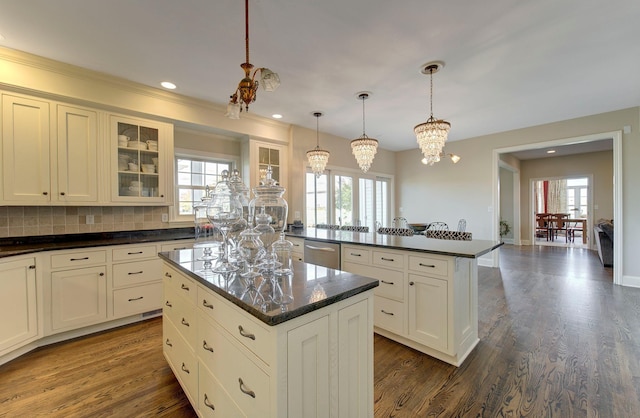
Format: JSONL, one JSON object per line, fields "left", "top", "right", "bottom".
{"left": 175, "top": 156, "right": 232, "bottom": 220}
{"left": 305, "top": 168, "right": 392, "bottom": 229}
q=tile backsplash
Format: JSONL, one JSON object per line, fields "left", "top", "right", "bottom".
{"left": 0, "top": 206, "right": 171, "bottom": 238}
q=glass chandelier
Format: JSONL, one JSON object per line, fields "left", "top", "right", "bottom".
{"left": 351, "top": 92, "right": 378, "bottom": 173}
{"left": 225, "top": 0, "right": 280, "bottom": 119}
{"left": 414, "top": 61, "right": 450, "bottom": 166}
{"left": 307, "top": 112, "right": 330, "bottom": 178}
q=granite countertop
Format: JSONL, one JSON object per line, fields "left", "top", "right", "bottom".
{"left": 159, "top": 249, "right": 378, "bottom": 326}
{"left": 286, "top": 228, "right": 503, "bottom": 258}
{"left": 0, "top": 228, "right": 195, "bottom": 258}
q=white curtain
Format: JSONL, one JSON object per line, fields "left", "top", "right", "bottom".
{"left": 547, "top": 179, "right": 567, "bottom": 213}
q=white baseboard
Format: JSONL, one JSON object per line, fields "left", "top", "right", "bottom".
{"left": 621, "top": 274, "right": 640, "bottom": 288}
{"left": 502, "top": 238, "right": 514, "bottom": 244}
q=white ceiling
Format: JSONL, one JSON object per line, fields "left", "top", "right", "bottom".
{"left": 1, "top": 0, "right": 639, "bottom": 152}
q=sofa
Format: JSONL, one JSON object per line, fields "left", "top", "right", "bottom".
{"left": 594, "top": 219, "right": 613, "bottom": 267}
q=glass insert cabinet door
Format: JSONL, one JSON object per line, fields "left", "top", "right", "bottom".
{"left": 113, "top": 116, "right": 166, "bottom": 201}
{"left": 258, "top": 146, "right": 281, "bottom": 183}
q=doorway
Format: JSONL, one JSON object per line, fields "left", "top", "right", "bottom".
{"left": 532, "top": 176, "right": 590, "bottom": 249}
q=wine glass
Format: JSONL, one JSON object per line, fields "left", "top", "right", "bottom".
{"left": 207, "top": 172, "right": 243, "bottom": 273}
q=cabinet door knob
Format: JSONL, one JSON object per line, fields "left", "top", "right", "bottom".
{"left": 238, "top": 378, "right": 256, "bottom": 398}
{"left": 99, "top": 272, "right": 105, "bottom": 276}
{"left": 203, "top": 394, "right": 215, "bottom": 410}
{"left": 238, "top": 325, "right": 255, "bottom": 340}
{"left": 409, "top": 281, "right": 415, "bottom": 286}
{"left": 42, "top": 191, "right": 48, "bottom": 195}
{"left": 160, "top": 194, "right": 164, "bottom": 198}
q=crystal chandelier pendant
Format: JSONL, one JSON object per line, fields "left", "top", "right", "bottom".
{"left": 351, "top": 92, "right": 378, "bottom": 173}
{"left": 414, "top": 61, "right": 451, "bottom": 164}
{"left": 307, "top": 112, "right": 329, "bottom": 177}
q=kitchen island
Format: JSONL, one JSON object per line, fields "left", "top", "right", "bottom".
{"left": 159, "top": 249, "right": 378, "bottom": 417}
{"left": 287, "top": 228, "right": 503, "bottom": 366}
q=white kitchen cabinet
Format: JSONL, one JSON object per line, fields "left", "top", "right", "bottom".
{"left": 0, "top": 256, "right": 38, "bottom": 356}
{"left": 110, "top": 114, "right": 173, "bottom": 204}
{"left": 163, "top": 260, "right": 374, "bottom": 417}
{"left": 342, "top": 244, "right": 478, "bottom": 366}
{"left": 244, "top": 139, "right": 288, "bottom": 195}
{"left": 1, "top": 94, "right": 101, "bottom": 204}
{"left": 50, "top": 265, "right": 107, "bottom": 332}
{"left": 288, "top": 236, "right": 304, "bottom": 262}
{"left": 1, "top": 93, "right": 51, "bottom": 203}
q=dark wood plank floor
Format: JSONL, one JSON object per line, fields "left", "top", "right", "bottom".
{"left": 1, "top": 245, "right": 638, "bottom": 417}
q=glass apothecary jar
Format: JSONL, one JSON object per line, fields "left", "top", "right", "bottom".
{"left": 249, "top": 165, "right": 288, "bottom": 235}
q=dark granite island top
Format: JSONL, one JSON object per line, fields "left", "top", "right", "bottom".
{"left": 159, "top": 249, "right": 379, "bottom": 326}
{"left": 286, "top": 228, "right": 503, "bottom": 258}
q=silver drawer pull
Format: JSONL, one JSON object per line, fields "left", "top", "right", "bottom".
{"left": 350, "top": 252, "right": 362, "bottom": 256}
{"left": 181, "top": 318, "right": 190, "bottom": 327}
{"left": 238, "top": 325, "right": 255, "bottom": 340}
{"left": 380, "top": 280, "right": 394, "bottom": 285}
{"left": 238, "top": 378, "right": 256, "bottom": 398}
{"left": 305, "top": 245, "right": 335, "bottom": 252}
{"left": 202, "top": 300, "right": 214, "bottom": 309}
{"left": 165, "top": 338, "right": 172, "bottom": 347}
{"left": 381, "top": 257, "right": 395, "bottom": 262}
{"left": 181, "top": 283, "right": 190, "bottom": 291}
{"left": 128, "top": 271, "right": 144, "bottom": 275}
{"left": 165, "top": 300, "right": 172, "bottom": 307}
{"left": 202, "top": 340, "right": 214, "bottom": 353}
{"left": 181, "top": 363, "right": 190, "bottom": 374}
{"left": 381, "top": 309, "right": 394, "bottom": 316}
{"left": 70, "top": 256, "right": 89, "bottom": 261}
{"left": 203, "top": 394, "right": 215, "bottom": 410}
{"left": 127, "top": 251, "right": 144, "bottom": 255}
{"left": 419, "top": 263, "right": 436, "bottom": 268}
{"left": 128, "top": 296, "right": 143, "bottom": 302}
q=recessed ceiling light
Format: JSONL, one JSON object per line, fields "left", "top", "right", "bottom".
{"left": 547, "top": 149, "right": 556, "bottom": 154}
{"left": 160, "top": 81, "right": 176, "bottom": 90}
{"left": 272, "top": 114, "right": 283, "bottom": 119}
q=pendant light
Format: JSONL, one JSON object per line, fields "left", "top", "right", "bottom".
{"left": 225, "top": 0, "right": 280, "bottom": 119}
{"left": 414, "top": 61, "right": 451, "bottom": 166}
{"left": 307, "top": 112, "right": 330, "bottom": 178}
{"left": 351, "top": 92, "right": 378, "bottom": 173}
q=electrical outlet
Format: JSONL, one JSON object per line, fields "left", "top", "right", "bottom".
{"left": 161, "top": 213, "right": 169, "bottom": 222}
{"left": 86, "top": 215, "right": 94, "bottom": 225}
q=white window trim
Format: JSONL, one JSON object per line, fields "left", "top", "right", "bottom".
{"left": 303, "top": 162, "right": 394, "bottom": 228}
{"left": 169, "top": 148, "right": 240, "bottom": 224}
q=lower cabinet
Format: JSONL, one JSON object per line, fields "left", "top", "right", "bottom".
{"left": 50, "top": 265, "right": 107, "bottom": 331}
{"left": 162, "top": 262, "right": 374, "bottom": 417}
{"left": 342, "top": 244, "right": 478, "bottom": 367}
{"left": 0, "top": 256, "right": 38, "bottom": 356}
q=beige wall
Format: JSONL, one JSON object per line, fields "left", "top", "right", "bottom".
{"left": 499, "top": 167, "right": 515, "bottom": 240}
{"left": 175, "top": 128, "right": 242, "bottom": 158}
{"left": 519, "top": 150, "right": 613, "bottom": 241}
{"left": 396, "top": 107, "right": 639, "bottom": 280}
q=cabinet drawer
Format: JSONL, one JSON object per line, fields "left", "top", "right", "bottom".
{"left": 374, "top": 269, "right": 405, "bottom": 301}
{"left": 50, "top": 250, "right": 106, "bottom": 269}
{"left": 198, "top": 314, "right": 270, "bottom": 417}
{"left": 164, "top": 286, "right": 197, "bottom": 346}
{"left": 198, "top": 363, "right": 245, "bottom": 418}
{"left": 112, "top": 245, "right": 158, "bottom": 261}
{"left": 160, "top": 241, "right": 194, "bottom": 252}
{"left": 113, "top": 259, "right": 161, "bottom": 288}
{"left": 373, "top": 250, "right": 404, "bottom": 269}
{"left": 374, "top": 295, "right": 405, "bottom": 335}
{"left": 211, "top": 291, "right": 273, "bottom": 365}
{"left": 408, "top": 255, "right": 449, "bottom": 277}
{"left": 163, "top": 317, "right": 198, "bottom": 402}
{"left": 164, "top": 266, "right": 197, "bottom": 304}
{"left": 288, "top": 237, "right": 304, "bottom": 254}
{"left": 343, "top": 245, "right": 371, "bottom": 264}
{"left": 113, "top": 282, "right": 163, "bottom": 317}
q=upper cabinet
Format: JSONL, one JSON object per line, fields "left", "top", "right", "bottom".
{"left": 245, "top": 139, "right": 288, "bottom": 196}
{"left": 110, "top": 115, "right": 173, "bottom": 204}
{"left": 0, "top": 91, "right": 174, "bottom": 206}
{"left": 1, "top": 94, "right": 100, "bottom": 204}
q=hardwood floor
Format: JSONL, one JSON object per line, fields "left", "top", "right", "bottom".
{"left": 1, "top": 245, "right": 638, "bottom": 417}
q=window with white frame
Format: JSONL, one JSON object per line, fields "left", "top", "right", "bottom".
{"left": 305, "top": 168, "right": 391, "bottom": 229}
{"left": 174, "top": 155, "right": 233, "bottom": 221}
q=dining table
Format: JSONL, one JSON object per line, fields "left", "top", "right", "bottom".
{"left": 548, "top": 216, "right": 587, "bottom": 244}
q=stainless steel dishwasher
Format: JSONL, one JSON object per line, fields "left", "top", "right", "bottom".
{"left": 303, "top": 239, "right": 341, "bottom": 269}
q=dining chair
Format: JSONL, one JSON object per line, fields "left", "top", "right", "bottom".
{"left": 426, "top": 222, "right": 449, "bottom": 231}
{"left": 535, "top": 213, "right": 551, "bottom": 240}
{"left": 550, "top": 213, "right": 570, "bottom": 242}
